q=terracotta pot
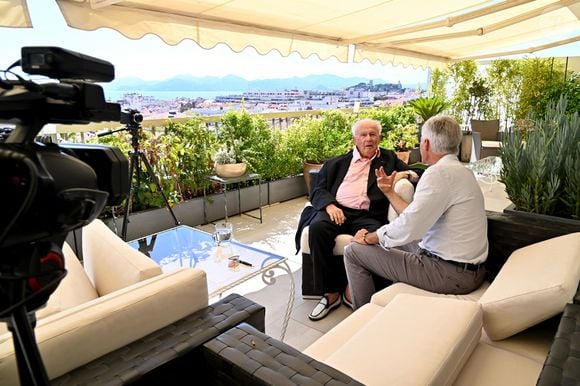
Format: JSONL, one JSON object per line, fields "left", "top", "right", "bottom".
{"left": 395, "top": 151, "right": 410, "bottom": 164}
{"left": 215, "top": 163, "right": 247, "bottom": 178}
{"left": 303, "top": 161, "right": 323, "bottom": 194}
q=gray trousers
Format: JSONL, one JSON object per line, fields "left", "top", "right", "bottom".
{"left": 344, "top": 241, "right": 486, "bottom": 310}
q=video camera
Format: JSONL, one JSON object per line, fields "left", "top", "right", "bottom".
{"left": 0, "top": 46, "right": 129, "bottom": 315}
{"left": 0, "top": 46, "right": 130, "bottom": 384}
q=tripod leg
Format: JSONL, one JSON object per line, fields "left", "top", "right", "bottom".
{"left": 8, "top": 307, "right": 50, "bottom": 386}
{"left": 121, "top": 151, "right": 138, "bottom": 241}
{"left": 138, "top": 151, "right": 180, "bottom": 226}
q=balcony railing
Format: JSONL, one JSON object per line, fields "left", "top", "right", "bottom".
{"left": 55, "top": 108, "right": 354, "bottom": 142}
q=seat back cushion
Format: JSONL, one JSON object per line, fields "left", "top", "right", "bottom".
{"left": 371, "top": 281, "right": 490, "bottom": 307}
{"left": 82, "top": 219, "right": 162, "bottom": 296}
{"left": 479, "top": 232, "right": 580, "bottom": 341}
{"left": 0, "top": 243, "right": 98, "bottom": 337}
{"left": 387, "top": 177, "right": 415, "bottom": 222}
{"left": 325, "top": 294, "right": 482, "bottom": 386}
{"left": 471, "top": 119, "right": 500, "bottom": 141}
{"left": 36, "top": 242, "right": 99, "bottom": 319}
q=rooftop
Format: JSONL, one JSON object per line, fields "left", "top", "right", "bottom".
{"left": 195, "top": 176, "right": 512, "bottom": 351}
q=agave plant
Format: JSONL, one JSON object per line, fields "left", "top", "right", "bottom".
{"left": 408, "top": 96, "right": 449, "bottom": 122}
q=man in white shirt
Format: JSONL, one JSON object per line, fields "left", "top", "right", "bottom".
{"left": 344, "top": 115, "right": 488, "bottom": 310}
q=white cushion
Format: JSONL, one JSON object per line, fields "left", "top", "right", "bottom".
{"left": 387, "top": 177, "right": 415, "bottom": 221}
{"left": 304, "top": 303, "right": 383, "bottom": 361}
{"left": 82, "top": 219, "right": 162, "bottom": 296}
{"left": 479, "top": 232, "right": 580, "bottom": 340}
{"left": 300, "top": 226, "right": 352, "bottom": 255}
{"left": 321, "top": 294, "right": 482, "bottom": 386}
{"left": 371, "top": 281, "right": 490, "bottom": 307}
{"left": 35, "top": 242, "right": 99, "bottom": 320}
{"left": 454, "top": 342, "right": 542, "bottom": 386}
{"left": 0, "top": 268, "right": 208, "bottom": 384}
{"left": 0, "top": 242, "right": 99, "bottom": 337}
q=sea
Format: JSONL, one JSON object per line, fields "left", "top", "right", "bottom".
{"left": 103, "top": 90, "right": 242, "bottom": 101}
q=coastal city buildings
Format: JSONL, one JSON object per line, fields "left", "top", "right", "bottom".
{"left": 110, "top": 81, "right": 420, "bottom": 119}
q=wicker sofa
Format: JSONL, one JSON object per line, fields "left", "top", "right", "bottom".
{"left": 304, "top": 231, "right": 580, "bottom": 385}
{"left": 0, "top": 219, "right": 209, "bottom": 385}
{"left": 200, "top": 210, "right": 580, "bottom": 386}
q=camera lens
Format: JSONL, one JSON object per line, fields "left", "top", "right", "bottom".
{"left": 132, "top": 113, "right": 143, "bottom": 124}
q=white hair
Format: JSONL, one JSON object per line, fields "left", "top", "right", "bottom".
{"left": 421, "top": 115, "right": 462, "bottom": 154}
{"left": 351, "top": 118, "right": 382, "bottom": 136}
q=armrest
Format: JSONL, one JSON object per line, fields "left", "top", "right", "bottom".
{"left": 0, "top": 268, "right": 207, "bottom": 384}
{"left": 388, "top": 178, "right": 415, "bottom": 222}
{"left": 82, "top": 219, "right": 162, "bottom": 296}
{"left": 52, "top": 294, "right": 265, "bottom": 386}
{"left": 203, "top": 323, "right": 363, "bottom": 385}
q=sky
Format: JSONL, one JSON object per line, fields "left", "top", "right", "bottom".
{"left": 1, "top": 1, "right": 430, "bottom": 85}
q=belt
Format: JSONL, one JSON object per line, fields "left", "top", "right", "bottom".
{"left": 419, "top": 248, "right": 482, "bottom": 272}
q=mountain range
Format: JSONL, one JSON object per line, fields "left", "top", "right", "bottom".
{"left": 104, "top": 74, "right": 425, "bottom": 92}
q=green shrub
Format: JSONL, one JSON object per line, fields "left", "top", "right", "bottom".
{"left": 359, "top": 105, "right": 416, "bottom": 134}
{"left": 163, "top": 117, "right": 216, "bottom": 199}
{"left": 381, "top": 124, "right": 419, "bottom": 151}
{"left": 283, "top": 111, "right": 352, "bottom": 164}
{"left": 500, "top": 96, "right": 580, "bottom": 219}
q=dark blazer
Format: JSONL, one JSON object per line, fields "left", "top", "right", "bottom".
{"left": 310, "top": 148, "right": 413, "bottom": 222}
{"left": 294, "top": 148, "right": 416, "bottom": 252}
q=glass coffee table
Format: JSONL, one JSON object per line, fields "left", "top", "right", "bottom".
{"left": 127, "top": 225, "right": 295, "bottom": 340}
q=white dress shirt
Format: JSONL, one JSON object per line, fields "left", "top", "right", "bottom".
{"left": 377, "top": 154, "right": 488, "bottom": 264}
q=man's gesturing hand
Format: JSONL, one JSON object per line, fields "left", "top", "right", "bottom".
{"left": 375, "top": 166, "right": 396, "bottom": 195}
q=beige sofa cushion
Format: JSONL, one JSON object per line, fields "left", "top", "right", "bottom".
{"left": 300, "top": 226, "right": 352, "bottom": 255}
{"left": 371, "top": 281, "right": 490, "bottom": 307}
{"left": 82, "top": 219, "right": 162, "bottom": 296}
{"left": 0, "top": 267, "right": 208, "bottom": 384}
{"left": 36, "top": 242, "right": 99, "bottom": 320}
{"left": 319, "top": 294, "right": 482, "bottom": 386}
{"left": 304, "top": 303, "right": 383, "bottom": 361}
{"left": 479, "top": 232, "right": 580, "bottom": 340}
{"left": 0, "top": 243, "right": 98, "bottom": 337}
{"left": 454, "top": 342, "right": 543, "bottom": 386}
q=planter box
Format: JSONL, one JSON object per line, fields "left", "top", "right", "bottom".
{"left": 268, "top": 174, "right": 307, "bottom": 204}
{"left": 92, "top": 175, "right": 307, "bottom": 241}
{"left": 105, "top": 206, "right": 182, "bottom": 241}
{"left": 408, "top": 148, "right": 421, "bottom": 164}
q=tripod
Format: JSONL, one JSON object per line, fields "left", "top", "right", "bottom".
{"left": 100, "top": 110, "right": 180, "bottom": 240}
{"left": 1, "top": 242, "right": 67, "bottom": 386}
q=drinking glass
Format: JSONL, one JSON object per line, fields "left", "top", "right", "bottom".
{"left": 212, "top": 221, "right": 233, "bottom": 246}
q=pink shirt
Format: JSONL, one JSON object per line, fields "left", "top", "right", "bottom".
{"left": 335, "top": 148, "right": 378, "bottom": 210}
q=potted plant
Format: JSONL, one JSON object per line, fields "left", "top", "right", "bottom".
{"left": 408, "top": 96, "right": 449, "bottom": 151}
{"left": 213, "top": 145, "right": 247, "bottom": 178}
{"left": 408, "top": 96, "right": 449, "bottom": 123}
{"left": 215, "top": 108, "right": 286, "bottom": 179}
{"left": 500, "top": 95, "right": 580, "bottom": 224}
{"left": 380, "top": 124, "right": 419, "bottom": 164}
